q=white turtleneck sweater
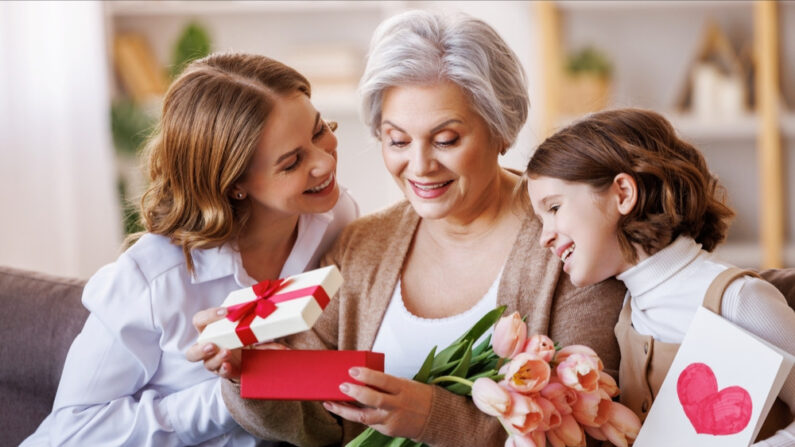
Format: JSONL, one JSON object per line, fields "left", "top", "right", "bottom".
{"left": 617, "top": 236, "right": 795, "bottom": 447}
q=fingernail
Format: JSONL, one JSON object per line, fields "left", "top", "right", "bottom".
{"left": 339, "top": 383, "right": 350, "bottom": 393}
{"left": 349, "top": 367, "right": 360, "bottom": 377}
{"left": 216, "top": 308, "right": 227, "bottom": 316}
{"left": 202, "top": 344, "right": 216, "bottom": 354}
{"left": 323, "top": 402, "right": 333, "bottom": 410}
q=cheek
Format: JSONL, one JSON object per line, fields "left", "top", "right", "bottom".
{"left": 381, "top": 147, "right": 404, "bottom": 177}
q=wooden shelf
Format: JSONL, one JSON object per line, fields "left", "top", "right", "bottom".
{"left": 106, "top": 0, "right": 400, "bottom": 16}
{"left": 554, "top": 0, "right": 752, "bottom": 12}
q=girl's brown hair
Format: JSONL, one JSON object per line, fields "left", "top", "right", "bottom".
{"left": 137, "top": 52, "right": 311, "bottom": 272}
{"left": 525, "top": 108, "right": 734, "bottom": 262}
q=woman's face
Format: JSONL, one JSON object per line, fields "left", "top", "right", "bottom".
{"left": 237, "top": 92, "right": 339, "bottom": 218}
{"left": 527, "top": 176, "right": 631, "bottom": 287}
{"left": 379, "top": 81, "right": 502, "bottom": 221}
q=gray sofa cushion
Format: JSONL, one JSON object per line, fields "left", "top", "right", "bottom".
{"left": 0, "top": 266, "right": 87, "bottom": 447}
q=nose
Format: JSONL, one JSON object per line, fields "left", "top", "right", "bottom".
{"left": 539, "top": 225, "right": 555, "bottom": 249}
{"left": 309, "top": 138, "right": 337, "bottom": 178}
{"left": 409, "top": 143, "right": 436, "bottom": 177}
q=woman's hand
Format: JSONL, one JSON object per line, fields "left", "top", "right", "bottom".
{"left": 185, "top": 307, "right": 243, "bottom": 381}
{"left": 322, "top": 368, "right": 433, "bottom": 440}
{"left": 185, "top": 306, "right": 290, "bottom": 382}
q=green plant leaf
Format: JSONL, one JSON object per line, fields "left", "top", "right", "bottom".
{"left": 171, "top": 22, "right": 212, "bottom": 78}
{"left": 451, "top": 305, "right": 506, "bottom": 346}
{"left": 412, "top": 346, "right": 437, "bottom": 383}
{"left": 449, "top": 339, "right": 473, "bottom": 378}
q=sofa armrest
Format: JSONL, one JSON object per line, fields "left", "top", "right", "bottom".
{"left": 0, "top": 266, "right": 88, "bottom": 446}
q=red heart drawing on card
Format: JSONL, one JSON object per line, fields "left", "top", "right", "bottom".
{"left": 677, "top": 362, "right": 753, "bottom": 435}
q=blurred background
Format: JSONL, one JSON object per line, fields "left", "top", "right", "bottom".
{"left": 1, "top": 0, "right": 793, "bottom": 279}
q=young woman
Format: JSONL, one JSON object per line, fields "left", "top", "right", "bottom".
{"left": 21, "top": 53, "right": 357, "bottom": 447}
{"left": 525, "top": 108, "right": 795, "bottom": 446}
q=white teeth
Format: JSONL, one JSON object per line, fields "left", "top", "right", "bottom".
{"left": 413, "top": 181, "right": 451, "bottom": 190}
{"left": 561, "top": 244, "right": 575, "bottom": 262}
{"left": 307, "top": 174, "right": 333, "bottom": 193}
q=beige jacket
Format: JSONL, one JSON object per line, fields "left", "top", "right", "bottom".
{"left": 222, "top": 200, "right": 626, "bottom": 447}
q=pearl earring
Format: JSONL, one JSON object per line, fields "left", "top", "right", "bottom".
{"left": 237, "top": 192, "right": 244, "bottom": 199}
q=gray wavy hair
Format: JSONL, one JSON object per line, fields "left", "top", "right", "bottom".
{"left": 359, "top": 10, "right": 530, "bottom": 153}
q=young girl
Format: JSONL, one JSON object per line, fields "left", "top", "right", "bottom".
{"left": 525, "top": 108, "right": 794, "bottom": 446}
{"left": 21, "top": 52, "right": 358, "bottom": 446}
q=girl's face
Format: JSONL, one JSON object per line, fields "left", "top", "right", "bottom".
{"left": 527, "top": 176, "right": 633, "bottom": 287}
{"left": 379, "top": 81, "right": 502, "bottom": 221}
{"left": 237, "top": 92, "right": 339, "bottom": 218}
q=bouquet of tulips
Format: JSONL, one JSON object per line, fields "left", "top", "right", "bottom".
{"left": 472, "top": 311, "right": 641, "bottom": 447}
{"left": 347, "top": 306, "right": 509, "bottom": 447}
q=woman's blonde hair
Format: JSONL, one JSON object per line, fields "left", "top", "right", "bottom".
{"left": 137, "top": 52, "right": 311, "bottom": 273}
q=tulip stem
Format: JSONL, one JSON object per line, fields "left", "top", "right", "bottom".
{"left": 429, "top": 375, "right": 474, "bottom": 387}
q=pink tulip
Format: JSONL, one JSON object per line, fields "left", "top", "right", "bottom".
{"left": 493, "top": 312, "right": 528, "bottom": 358}
{"left": 472, "top": 377, "right": 512, "bottom": 417}
{"left": 571, "top": 390, "right": 611, "bottom": 427}
{"left": 554, "top": 345, "right": 603, "bottom": 371}
{"left": 503, "top": 392, "right": 545, "bottom": 434}
{"left": 556, "top": 353, "right": 600, "bottom": 393}
{"left": 535, "top": 396, "right": 561, "bottom": 431}
{"left": 583, "top": 425, "right": 608, "bottom": 441}
{"left": 523, "top": 334, "right": 556, "bottom": 362}
{"left": 548, "top": 414, "right": 585, "bottom": 447}
{"left": 502, "top": 353, "right": 552, "bottom": 393}
{"left": 505, "top": 431, "right": 545, "bottom": 447}
{"left": 539, "top": 381, "right": 577, "bottom": 415}
{"left": 598, "top": 370, "right": 619, "bottom": 398}
{"left": 598, "top": 401, "right": 641, "bottom": 447}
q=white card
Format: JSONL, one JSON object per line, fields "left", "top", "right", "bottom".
{"left": 635, "top": 306, "right": 793, "bottom": 447}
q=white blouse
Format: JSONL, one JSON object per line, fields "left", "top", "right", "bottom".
{"left": 21, "top": 189, "right": 358, "bottom": 447}
{"left": 372, "top": 269, "right": 501, "bottom": 379}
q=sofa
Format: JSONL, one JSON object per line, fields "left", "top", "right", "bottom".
{"left": 1, "top": 265, "right": 793, "bottom": 446}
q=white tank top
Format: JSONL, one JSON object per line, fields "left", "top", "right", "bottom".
{"left": 371, "top": 270, "right": 502, "bottom": 379}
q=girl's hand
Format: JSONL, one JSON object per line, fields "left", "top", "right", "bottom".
{"left": 323, "top": 368, "right": 433, "bottom": 440}
{"left": 185, "top": 306, "right": 290, "bottom": 382}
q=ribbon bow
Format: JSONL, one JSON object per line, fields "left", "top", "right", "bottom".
{"left": 224, "top": 277, "right": 331, "bottom": 346}
{"left": 226, "top": 278, "right": 289, "bottom": 346}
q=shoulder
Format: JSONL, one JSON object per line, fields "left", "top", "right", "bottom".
{"left": 322, "top": 200, "right": 416, "bottom": 268}
{"left": 724, "top": 271, "right": 790, "bottom": 316}
{"left": 122, "top": 233, "right": 186, "bottom": 282}
{"left": 338, "top": 200, "right": 415, "bottom": 245}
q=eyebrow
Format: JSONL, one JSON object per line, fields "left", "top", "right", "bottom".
{"left": 275, "top": 112, "right": 321, "bottom": 165}
{"left": 381, "top": 119, "right": 463, "bottom": 135}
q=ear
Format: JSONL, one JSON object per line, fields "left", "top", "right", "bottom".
{"left": 229, "top": 185, "right": 247, "bottom": 200}
{"left": 612, "top": 173, "right": 637, "bottom": 216}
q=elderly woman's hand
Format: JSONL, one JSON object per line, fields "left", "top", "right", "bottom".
{"left": 322, "top": 368, "right": 433, "bottom": 440}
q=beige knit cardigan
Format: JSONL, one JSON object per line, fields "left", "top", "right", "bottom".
{"left": 222, "top": 200, "right": 626, "bottom": 447}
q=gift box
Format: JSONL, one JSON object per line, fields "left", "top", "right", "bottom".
{"left": 240, "top": 350, "right": 385, "bottom": 400}
{"left": 197, "top": 265, "right": 343, "bottom": 350}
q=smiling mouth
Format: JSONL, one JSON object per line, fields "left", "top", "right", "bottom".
{"left": 560, "top": 243, "right": 575, "bottom": 263}
{"left": 304, "top": 173, "right": 334, "bottom": 194}
{"left": 409, "top": 180, "right": 453, "bottom": 190}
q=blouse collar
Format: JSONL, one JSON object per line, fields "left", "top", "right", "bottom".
{"left": 189, "top": 211, "right": 333, "bottom": 286}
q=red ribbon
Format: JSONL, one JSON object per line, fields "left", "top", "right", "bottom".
{"left": 225, "top": 278, "right": 330, "bottom": 346}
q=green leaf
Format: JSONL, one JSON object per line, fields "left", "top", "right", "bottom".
{"left": 412, "top": 346, "right": 437, "bottom": 383}
{"left": 431, "top": 341, "right": 466, "bottom": 373}
{"left": 448, "top": 339, "right": 473, "bottom": 378}
{"left": 346, "top": 428, "right": 398, "bottom": 447}
{"left": 450, "top": 305, "right": 506, "bottom": 346}
{"left": 472, "top": 334, "right": 493, "bottom": 356}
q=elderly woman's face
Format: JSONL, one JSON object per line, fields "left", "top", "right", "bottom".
{"left": 379, "top": 81, "right": 501, "bottom": 221}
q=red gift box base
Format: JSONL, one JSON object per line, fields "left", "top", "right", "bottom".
{"left": 240, "top": 350, "right": 385, "bottom": 401}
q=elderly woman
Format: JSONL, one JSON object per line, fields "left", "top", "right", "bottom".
{"left": 190, "top": 10, "right": 625, "bottom": 446}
